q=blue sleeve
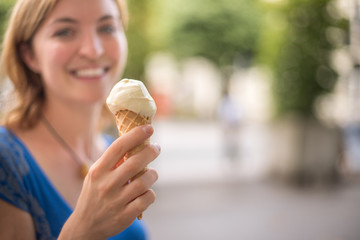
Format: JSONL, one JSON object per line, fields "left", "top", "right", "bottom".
{"left": 0, "top": 131, "right": 30, "bottom": 212}
{"left": 107, "top": 219, "right": 148, "bottom": 240}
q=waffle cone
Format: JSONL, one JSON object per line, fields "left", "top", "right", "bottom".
{"left": 116, "top": 110, "right": 152, "bottom": 134}
{"left": 116, "top": 110, "right": 152, "bottom": 158}
{"left": 116, "top": 109, "right": 152, "bottom": 220}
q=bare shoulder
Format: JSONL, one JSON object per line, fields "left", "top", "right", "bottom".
{"left": 0, "top": 199, "right": 36, "bottom": 240}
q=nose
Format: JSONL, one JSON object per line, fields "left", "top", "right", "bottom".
{"left": 79, "top": 31, "right": 104, "bottom": 59}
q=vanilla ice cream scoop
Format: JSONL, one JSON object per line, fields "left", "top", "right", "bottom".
{"left": 106, "top": 79, "right": 157, "bottom": 117}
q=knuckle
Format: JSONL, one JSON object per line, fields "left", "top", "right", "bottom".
{"left": 135, "top": 190, "right": 155, "bottom": 212}
{"left": 135, "top": 201, "right": 147, "bottom": 213}
{"left": 148, "top": 168, "right": 159, "bottom": 182}
{"left": 123, "top": 158, "right": 139, "bottom": 175}
{"left": 147, "top": 144, "right": 160, "bottom": 158}
{"left": 148, "top": 189, "right": 156, "bottom": 204}
{"left": 133, "top": 199, "right": 146, "bottom": 213}
{"left": 97, "top": 181, "right": 112, "bottom": 195}
{"left": 86, "top": 164, "right": 100, "bottom": 181}
{"left": 133, "top": 179, "right": 147, "bottom": 192}
{"left": 86, "top": 165, "right": 114, "bottom": 195}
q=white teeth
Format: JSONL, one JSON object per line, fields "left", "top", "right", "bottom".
{"left": 75, "top": 68, "right": 105, "bottom": 77}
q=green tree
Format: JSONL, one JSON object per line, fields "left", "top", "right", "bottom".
{"left": 123, "top": 0, "right": 151, "bottom": 80}
{"left": 165, "top": 0, "right": 263, "bottom": 68}
{"left": 256, "top": 0, "right": 349, "bottom": 185}
{"left": 257, "top": 0, "right": 349, "bottom": 117}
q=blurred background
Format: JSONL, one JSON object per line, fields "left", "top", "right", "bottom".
{"left": 1, "top": 0, "right": 360, "bottom": 239}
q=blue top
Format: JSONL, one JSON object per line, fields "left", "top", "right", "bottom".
{"left": 0, "top": 126, "right": 147, "bottom": 240}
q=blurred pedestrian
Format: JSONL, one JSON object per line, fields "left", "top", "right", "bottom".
{"left": 217, "top": 90, "right": 242, "bottom": 165}
{"left": 0, "top": 0, "right": 160, "bottom": 239}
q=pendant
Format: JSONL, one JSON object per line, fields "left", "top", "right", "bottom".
{"left": 80, "top": 163, "right": 89, "bottom": 178}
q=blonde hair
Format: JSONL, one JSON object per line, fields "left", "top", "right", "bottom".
{"left": 0, "top": 0, "right": 128, "bottom": 129}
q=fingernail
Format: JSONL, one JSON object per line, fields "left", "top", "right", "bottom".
{"left": 143, "top": 125, "right": 153, "bottom": 135}
{"left": 153, "top": 143, "right": 161, "bottom": 152}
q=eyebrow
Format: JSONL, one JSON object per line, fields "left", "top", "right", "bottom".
{"left": 51, "top": 15, "right": 116, "bottom": 25}
{"left": 51, "top": 17, "right": 76, "bottom": 25}
{"left": 99, "top": 15, "right": 116, "bottom": 22}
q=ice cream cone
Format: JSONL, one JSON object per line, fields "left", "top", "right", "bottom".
{"left": 107, "top": 79, "right": 157, "bottom": 221}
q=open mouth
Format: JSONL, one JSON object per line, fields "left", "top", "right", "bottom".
{"left": 72, "top": 67, "right": 110, "bottom": 78}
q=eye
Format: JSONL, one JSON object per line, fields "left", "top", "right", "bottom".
{"left": 99, "top": 25, "right": 116, "bottom": 34}
{"left": 54, "top": 28, "right": 74, "bottom": 38}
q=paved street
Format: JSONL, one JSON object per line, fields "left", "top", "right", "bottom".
{"left": 144, "top": 179, "right": 360, "bottom": 240}
{"left": 142, "top": 120, "right": 360, "bottom": 240}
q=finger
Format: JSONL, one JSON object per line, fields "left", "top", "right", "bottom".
{"left": 97, "top": 125, "right": 154, "bottom": 172}
{"left": 116, "top": 143, "right": 160, "bottom": 184}
{"left": 125, "top": 189, "right": 156, "bottom": 218}
{"left": 123, "top": 168, "right": 158, "bottom": 202}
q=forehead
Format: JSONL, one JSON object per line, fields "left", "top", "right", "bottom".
{"left": 46, "top": 0, "right": 120, "bottom": 23}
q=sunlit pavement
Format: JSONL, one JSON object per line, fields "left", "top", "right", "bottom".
{"left": 143, "top": 120, "right": 360, "bottom": 240}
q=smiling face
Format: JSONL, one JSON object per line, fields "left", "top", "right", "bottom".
{"left": 22, "top": 0, "right": 128, "bottom": 106}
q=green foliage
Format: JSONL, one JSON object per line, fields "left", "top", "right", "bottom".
{"left": 123, "top": 0, "right": 151, "bottom": 80}
{"left": 257, "top": 0, "right": 349, "bottom": 117}
{"left": 0, "top": 1, "right": 14, "bottom": 42}
{"left": 166, "top": 0, "right": 263, "bottom": 67}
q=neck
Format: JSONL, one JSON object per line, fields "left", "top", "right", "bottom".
{"left": 42, "top": 98, "right": 104, "bottom": 161}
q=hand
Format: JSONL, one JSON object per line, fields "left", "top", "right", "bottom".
{"left": 59, "top": 125, "right": 160, "bottom": 240}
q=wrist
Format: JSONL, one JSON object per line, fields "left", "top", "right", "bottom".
{"left": 58, "top": 213, "right": 103, "bottom": 240}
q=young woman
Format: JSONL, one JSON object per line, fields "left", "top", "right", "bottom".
{"left": 0, "top": 0, "right": 160, "bottom": 239}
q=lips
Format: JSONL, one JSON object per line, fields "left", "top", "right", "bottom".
{"left": 72, "top": 67, "right": 109, "bottom": 78}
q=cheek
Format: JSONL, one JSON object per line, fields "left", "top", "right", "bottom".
{"left": 38, "top": 44, "right": 75, "bottom": 91}
{"left": 48, "top": 44, "right": 73, "bottom": 68}
{"left": 38, "top": 43, "right": 73, "bottom": 76}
